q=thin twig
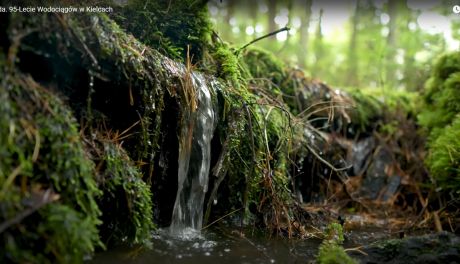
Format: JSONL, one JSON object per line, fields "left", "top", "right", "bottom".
{"left": 202, "top": 208, "right": 242, "bottom": 230}
{"left": 305, "top": 143, "right": 351, "bottom": 172}
{"left": 344, "top": 246, "right": 368, "bottom": 256}
{"left": 0, "top": 189, "right": 59, "bottom": 234}
{"left": 237, "top": 26, "right": 290, "bottom": 53}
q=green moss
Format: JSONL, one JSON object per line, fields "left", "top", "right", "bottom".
{"left": 317, "top": 222, "right": 356, "bottom": 264}
{"left": 0, "top": 73, "right": 101, "bottom": 263}
{"left": 114, "top": 0, "right": 212, "bottom": 63}
{"left": 345, "top": 88, "right": 384, "bottom": 132}
{"left": 63, "top": 13, "right": 167, "bottom": 168}
{"left": 210, "top": 42, "right": 250, "bottom": 86}
{"left": 372, "top": 238, "right": 403, "bottom": 258}
{"left": 419, "top": 71, "right": 460, "bottom": 139}
{"left": 217, "top": 93, "right": 298, "bottom": 233}
{"left": 419, "top": 52, "right": 460, "bottom": 134}
{"left": 317, "top": 241, "right": 357, "bottom": 264}
{"left": 241, "top": 46, "right": 286, "bottom": 85}
{"left": 418, "top": 52, "right": 460, "bottom": 193}
{"left": 97, "top": 142, "right": 155, "bottom": 247}
{"left": 426, "top": 115, "right": 460, "bottom": 193}
{"left": 324, "top": 222, "right": 345, "bottom": 244}
{"left": 427, "top": 52, "right": 460, "bottom": 95}
{"left": 344, "top": 87, "right": 415, "bottom": 129}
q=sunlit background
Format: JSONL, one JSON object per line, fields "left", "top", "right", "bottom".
{"left": 208, "top": 0, "right": 460, "bottom": 90}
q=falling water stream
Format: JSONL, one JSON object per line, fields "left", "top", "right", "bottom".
{"left": 90, "top": 64, "right": 403, "bottom": 264}
{"left": 169, "top": 72, "right": 215, "bottom": 238}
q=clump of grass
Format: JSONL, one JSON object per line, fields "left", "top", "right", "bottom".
{"left": 95, "top": 139, "right": 155, "bottom": 247}
{"left": 317, "top": 222, "right": 357, "bottom": 264}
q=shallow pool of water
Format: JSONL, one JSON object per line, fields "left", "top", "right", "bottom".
{"left": 90, "top": 227, "right": 324, "bottom": 264}
{"left": 90, "top": 225, "right": 399, "bottom": 264}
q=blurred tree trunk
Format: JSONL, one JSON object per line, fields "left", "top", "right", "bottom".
{"left": 252, "top": 1, "right": 258, "bottom": 37}
{"left": 402, "top": 7, "right": 418, "bottom": 91}
{"left": 226, "top": 0, "right": 234, "bottom": 24}
{"left": 298, "top": 0, "right": 312, "bottom": 69}
{"left": 268, "top": 0, "right": 277, "bottom": 33}
{"left": 312, "top": 9, "right": 324, "bottom": 77}
{"left": 280, "top": 0, "right": 294, "bottom": 50}
{"left": 224, "top": 0, "right": 235, "bottom": 40}
{"left": 386, "top": 0, "right": 398, "bottom": 88}
{"left": 346, "top": 0, "right": 360, "bottom": 87}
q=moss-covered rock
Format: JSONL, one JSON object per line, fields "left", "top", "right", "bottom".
{"left": 241, "top": 46, "right": 286, "bottom": 86}
{"left": 324, "top": 222, "right": 345, "bottom": 244}
{"left": 350, "top": 232, "right": 460, "bottom": 264}
{"left": 95, "top": 141, "right": 155, "bottom": 247}
{"left": 317, "top": 241, "right": 357, "bottom": 264}
{"left": 419, "top": 52, "right": 460, "bottom": 140}
{"left": 419, "top": 51, "right": 460, "bottom": 194}
{"left": 210, "top": 42, "right": 250, "bottom": 87}
{"left": 426, "top": 115, "right": 460, "bottom": 193}
{"left": 342, "top": 87, "right": 417, "bottom": 137}
{"left": 0, "top": 72, "right": 101, "bottom": 263}
{"left": 113, "top": 0, "right": 212, "bottom": 64}
{"left": 317, "top": 222, "right": 356, "bottom": 264}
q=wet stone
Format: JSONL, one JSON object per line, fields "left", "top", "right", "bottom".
{"left": 381, "top": 175, "right": 401, "bottom": 201}
{"left": 360, "top": 147, "right": 394, "bottom": 200}
{"left": 351, "top": 232, "right": 460, "bottom": 264}
{"left": 349, "top": 137, "right": 375, "bottom": 176}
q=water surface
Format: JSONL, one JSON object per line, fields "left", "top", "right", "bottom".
{"left": 91, "top": 228, "right": 322, "bottom": 264}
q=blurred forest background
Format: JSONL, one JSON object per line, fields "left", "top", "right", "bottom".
{"left": 208, "top": 0, "right": 460, "bottom": 91}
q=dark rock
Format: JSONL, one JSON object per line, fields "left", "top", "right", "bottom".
{"left": 360, "top": 147, "right": 393, "bottom": 199}
{"left": 381, "top": 175, "right": 401, "bottom": 201}
{"left": 350, "top": 232, "right": 460, "bottom": 264}
{"left": 349, "top": 137, "right": 375, "bottom": 176}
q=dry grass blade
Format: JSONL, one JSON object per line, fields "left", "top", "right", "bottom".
{"left": 183, "top": 45, "right": 197, "bottom": 113}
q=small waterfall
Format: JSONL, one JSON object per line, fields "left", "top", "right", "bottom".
{"left": 170, "top": 72, "right": 215, "bottom": 237}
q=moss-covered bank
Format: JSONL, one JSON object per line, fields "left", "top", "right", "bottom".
{"left": 0, "top": 72, "right": 101, "bottom": 263}
{"left": 419, "top": 52, "right": 460, "bottom": 195}
{"left": 0, "top": 0, "right": 459, "bottom": 263}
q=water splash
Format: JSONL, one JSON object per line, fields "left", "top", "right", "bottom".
{"left": 170, "top": 72, "right": 216, "bottom": 237}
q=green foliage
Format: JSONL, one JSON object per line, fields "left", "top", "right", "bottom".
{"left": 419, "top": 52, "right": 460, "bottom": 193}
{"left": 98, "top": 142, "right": 155, "bottom": 246}
{"left": 0, "top": 73, "right": 101, "bottom": 263}
{"left": 114, "top": 0, "right": 212, "bottom": 63}
{"left": 247, "top": 106, "right": 295, "bottom": 230}
{"left": 208, "top": 0, "right": 449, "bottom": 92}
{"left": 425, "top": 115, "right": 460, "bottom": 193}
{"left": 241, "top": 46, "right": 286, "bottom": 86}
{"left": 66, "top": 13, "right": 167, "bottom": 164}
{"left": 239, "top": 47, "right": 300, "bottom": 112}
{"left": 211, "top": 42, "right": 250, "bottom": 86}
{"left": 317, "top": 241, "right": 357, "bottom": 264}
{"left": 324, "top": 222, "right": 345, "bottom": 244}
{"left": 372, "top": 238, "right": 403, "bottom": 259}
{"left": 212, "top": 61, "right": 299, "bottom": 233}
{"left": 346, "top": 88, "right": 384, "bottom": 132}
{"left": 317, "top": 222, "right": 356, "bottom": 264}
{"left": 343, "top": 87, "right": 418, "bottom": 134}
{"left": 419, "top": 53, "right": 460, "bottom": 138}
